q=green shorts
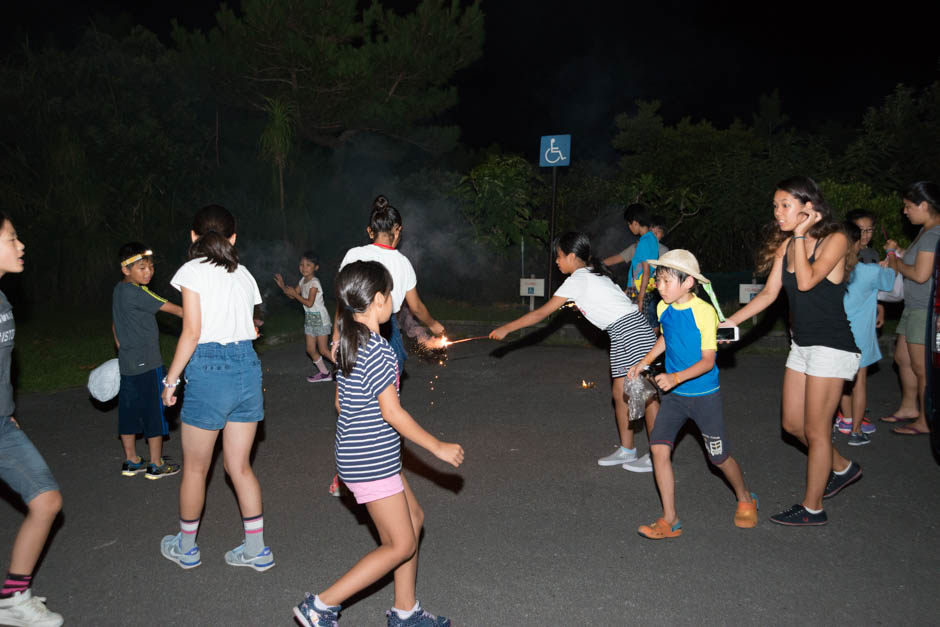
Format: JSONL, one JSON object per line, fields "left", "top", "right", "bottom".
{"left": 896, "top": 306, "right": 928, "bottom": 345}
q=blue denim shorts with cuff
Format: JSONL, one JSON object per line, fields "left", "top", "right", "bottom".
{"left": 180, "top": 341, "right": 264, "bottom": 431}
{"left": 0, "top": 416, "right": 60, "bottom": 503}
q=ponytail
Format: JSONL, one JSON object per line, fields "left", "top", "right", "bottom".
{"left": 368, "top": 194, "right": 403, "bottom": 238}
{"left": 554, "top": 231, "right": 614, "bottom": 280}
{"left": 188, "top": 204, "right": 239, "bottom": 272}
{"left": 335, "top": 261, "right": 394, "bottom": 376}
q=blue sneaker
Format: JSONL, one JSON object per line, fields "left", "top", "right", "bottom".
{"left": 294, "top": 593, "right": 340, "bottom": 627}
{"left": 145, "top": 458, "right": 181, "bottom": 480}
{"left": 386, "top": 603, "right": 451, "bottom": 627}
{"left": 160, "top": 532, "right": 201, "bottom": 569}
{"left": 224, "top": 544, "right": 275, "bottom": 572}
{"left": 121, "top": 457, "right": 147, "bottom": 477}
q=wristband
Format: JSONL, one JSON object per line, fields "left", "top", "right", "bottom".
{"left": 792, "top": 235, "right": 806, "bottom": 240}
{"left": 673, "top": 372, "right": 681, "bottom": 387}
{"left": 886, "top": 250, "right": 898, "bottom": 257}
{"left": 162, "top": 376, "right": 181, "bottom": 388}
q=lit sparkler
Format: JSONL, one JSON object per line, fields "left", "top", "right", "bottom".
{"left": 581, "top": 380, "right": 596, "bottom": 389}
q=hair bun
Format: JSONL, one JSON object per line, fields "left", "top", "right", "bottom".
{"left": 373, "top": 195, "right": 389, "bottom": 211}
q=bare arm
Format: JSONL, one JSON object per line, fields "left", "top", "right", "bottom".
{"left": 159, "top": 301, "right": 183, "bottom": 318}
{"left": 404, "top": 287, "right": 444, "bottom": 336}
{"left": 377, "top": 385, "right": 464, "bottom": 467}
{"left": 489, "top": 295, "right": 568, "bottom": 340}
{"left": 162, "top": 287, "right": 201, "bottom": 407}
{"left": 295, "top": 286, "right": 318, "bottom": 309}
{"left": 636, "top": 261, "right": 650, "bottom": 308}
{"left": 793, "top": 231, "right": 849, "bottom": 290}
{"left": 602, "top": 254, "right": 625, "bottom": 266}
{"left": 654, "top": 349, "right": 716, "bottom": 392}
{"left": 112, "top": 323, "right": 120, "bottom": 350}
{"left": 888, "top": 249, "right": 934, "bottom": 284}
{"left": 724, "top": 241, "right": 786, "bottom": 326}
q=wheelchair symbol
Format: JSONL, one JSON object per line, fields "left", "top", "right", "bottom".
{"left": 543, "top": 138, "right": 567, "bottom": 164}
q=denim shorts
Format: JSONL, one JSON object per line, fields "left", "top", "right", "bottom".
{"left": 180, "top": 341, "right": 264, "bottom": 431}
{"left": 0, "top": 416, "right": 60, "bottom": 504}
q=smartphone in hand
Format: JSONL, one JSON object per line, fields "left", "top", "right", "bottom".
{"left": 717, "top": 326, "right": 739, "bottom": 342}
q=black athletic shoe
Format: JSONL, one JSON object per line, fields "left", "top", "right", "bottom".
{"left": 769, "top": 504, "right": 828, "bottom": 526}
{"left": 823, "top": 461, "right": 862, "bottom": 499}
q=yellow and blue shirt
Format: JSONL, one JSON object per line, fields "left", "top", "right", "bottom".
{"left": 657, "top": 295, "right": 719, "bottom": 397}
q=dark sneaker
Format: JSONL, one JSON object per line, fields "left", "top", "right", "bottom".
{"left": 769, "top": 504, "right": 828, "bottom": 526}
{"left": 847, "top": 432, "right": 871, "bottom": 446}
{"left": 306, "top": 372, "right": 331, "bottom": 383}
{"left": 823, "top": 461, "right": 862, "bottom": 498}
{"left": 386, "top": 604, "right": 451, "bottom": 627}
{"left": 145, "top": 458, "right": 181, "bottom": 480}
{"left": 293, "top": 593, "right": 340, "bottom": 627}
{"left": 121, "top": 457, "right": 147, "bottom": 477}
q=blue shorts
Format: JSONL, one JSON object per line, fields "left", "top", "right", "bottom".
{"left": 649, "top": 391, "right": 731, "bottom": 464}
{"left": 180, "top": 342, "right": 264, "bottom": 431}
{"left": 118, "top": 366, "right": 168, "bottom": 438}
{"left": 0, "top": 416, "right": 60, "bottom": 504}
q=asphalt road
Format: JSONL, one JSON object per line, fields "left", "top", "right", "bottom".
{"left": 2, "top": 339, "right": 939, "bottom": 626}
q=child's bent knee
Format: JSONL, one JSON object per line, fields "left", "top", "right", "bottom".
{"left": 29, "top": 489, "right": 62, "bottom": 517}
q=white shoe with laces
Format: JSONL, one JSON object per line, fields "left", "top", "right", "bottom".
{"left": 622, "top": 452, "right": 654, "bottom": 473}
{"left": 597, "top": 446, "right": 638, "bottom": 466}
{"left": 0, "top": 589, "right": 64, "bottom": 627}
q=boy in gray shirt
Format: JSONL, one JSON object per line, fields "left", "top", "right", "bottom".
{"left": 112, "top": 243, "right": 182, "bottom": 479}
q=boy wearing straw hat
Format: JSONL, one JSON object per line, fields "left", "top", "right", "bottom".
{"left": 627, "top": 249, "right": 757, "bottom": 539}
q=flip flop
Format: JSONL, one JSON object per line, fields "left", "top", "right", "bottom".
{"left": 892, "top": 425, "right": 930, "bottom": 435}
{"left": 880, "top": 415, "right": 916, "bottom": 423}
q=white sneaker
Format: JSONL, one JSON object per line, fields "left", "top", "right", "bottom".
{"left": 597, "top": 446, "right": 637, "bottom": 466}
{"left": 0, "top": 590, "right": 64, "bottom": 627}
{"left": 622, "top": 452, "right": 653, "bottom": 473}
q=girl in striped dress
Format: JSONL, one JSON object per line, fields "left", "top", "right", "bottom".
{"left": 490, "top": 231, "right": 659, "bottom": 472}
{"left": 294, "top": 261, "right": 463, "bottom": 627}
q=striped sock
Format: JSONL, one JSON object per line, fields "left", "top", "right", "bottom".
{"left": 180, "top": 517, "right": 200, "bottom": 552}
{"left": 243, "top": 513, "right": 264, "bottom": 556}
{"left": 0, "top": 573, "right": 31, "bottom": 599}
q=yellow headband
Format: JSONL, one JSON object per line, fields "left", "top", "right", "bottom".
{"left": 121, "top": 250, "right": 154, "bottom": 267}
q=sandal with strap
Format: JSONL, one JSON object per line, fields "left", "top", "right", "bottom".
{"left": 638, "top": 517, "right": 682, "bottom": 539}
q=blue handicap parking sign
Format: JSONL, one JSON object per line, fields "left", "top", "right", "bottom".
{"left": 539, "top": 134, "right": 571, "bottom": 167}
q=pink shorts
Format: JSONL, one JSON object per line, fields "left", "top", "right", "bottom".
{"left": 345, "top": 474, "right": 404, "bottom": 504}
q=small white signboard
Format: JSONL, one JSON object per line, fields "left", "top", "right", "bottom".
{"left": 739, "top": 283, "right": 763, "bottom": 304}
{"left": 520, "top": 278, "right": 545, "bottom": 297}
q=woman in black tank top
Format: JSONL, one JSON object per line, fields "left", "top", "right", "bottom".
{"left": 721, "top": 177, "right": 861, "bottom": 526}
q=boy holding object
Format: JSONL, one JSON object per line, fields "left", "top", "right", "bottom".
{"left": 112, "top": 243, "right": 182, "bottom": 479}
{"left": 628, "top": 250, "right": 757, "bottom": 539}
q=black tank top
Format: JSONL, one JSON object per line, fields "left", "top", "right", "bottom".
{"left": 780, "top": 238, "right": 859, "bottom": 353}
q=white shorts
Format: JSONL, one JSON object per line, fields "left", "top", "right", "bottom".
{"left": 785, "top": 341, "right": 860, "bottom": 380}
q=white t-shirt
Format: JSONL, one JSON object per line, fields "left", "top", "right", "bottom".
{"left": 339, "top": 244, "right": 417, "bottom": 313}
{"left": 298, "top": 276, "right": 329, "bottom": 316}
{"left": 171, "top": 258, "right": 262, "bottom": 344}
{"left": 553, "top": 267, "right": 638, "bottom": 330}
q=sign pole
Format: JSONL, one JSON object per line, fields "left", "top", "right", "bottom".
{"left": 548, "top": 166, "right": 557, "bottom": 295}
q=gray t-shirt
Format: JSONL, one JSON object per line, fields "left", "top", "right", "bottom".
{"left": 112, "top": 281, "right": 167, "bottom": 376}
{"left": 0, "top": 290, "right": 15, "bottom": 417}
{"left": 858, "top": 247, "right": 880, "bottom": 264}
{"left": 619, "top": 242, "right": 669, "bottom": 263}
{"left": 902, "top": 225, "right": 940, "bottom": 310}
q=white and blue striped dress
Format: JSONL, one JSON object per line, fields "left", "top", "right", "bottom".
{"left": 335, "top": 332, "right": 401, "bottom": 483}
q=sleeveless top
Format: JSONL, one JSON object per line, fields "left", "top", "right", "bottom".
{"left": 780, "top": 238, "right": 859, "bottom": 353}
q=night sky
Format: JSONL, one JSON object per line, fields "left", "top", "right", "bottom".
{"left": 7, "top": 0, "right": 939, "bottom": 160}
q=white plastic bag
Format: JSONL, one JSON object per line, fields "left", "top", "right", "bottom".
{"left": 87, "top": 358, "right": 120, "bottom": 402}
{"left": 623, "top": 374, "right": 658, "bottom": 421}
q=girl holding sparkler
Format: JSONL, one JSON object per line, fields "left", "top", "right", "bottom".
{"left": 334, "top": 195, "right": 444, "bottom": 372}
{"left": 294, "top": 261, "right": 463, "bottom": 627}
{"left": 490, "top": 231, "right": 659, "bottom": 471}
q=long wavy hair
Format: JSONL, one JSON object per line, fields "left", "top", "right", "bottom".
{"left": 756, "top": 176, "right": 844, "bottom": 274}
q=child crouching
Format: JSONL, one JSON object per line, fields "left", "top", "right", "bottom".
{"left": 627, "top": 250, "right": 756, "bottom": 538}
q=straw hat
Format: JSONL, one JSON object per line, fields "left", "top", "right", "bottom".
{"left": 648, "top": 249, "right": 709, "bottom": 284}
